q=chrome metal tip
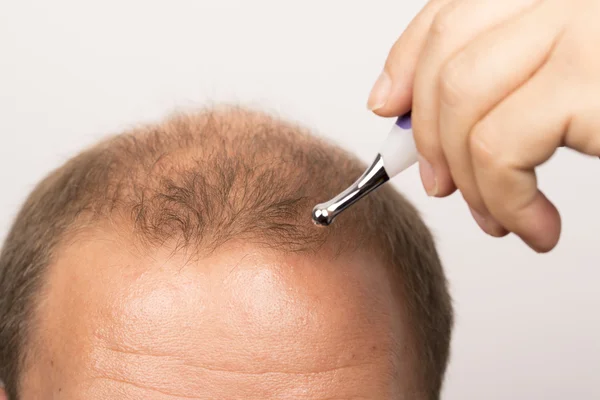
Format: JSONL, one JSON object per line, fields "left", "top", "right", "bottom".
{"left": 312, "top": 206, "right": 332, "bottom": 226}
{"left": 310, "top": 154, "right": 390, "bottom": 227}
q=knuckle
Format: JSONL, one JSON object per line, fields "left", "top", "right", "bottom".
{"left": 469, "top": 122, "right": 504, "bottom": 169}
{"left": 430, "top": 3, "right": 459, "bottom": 39}
{"left": 439, "top": 58, "right": 469, "bottom": 107}
{"left": 567, "top": 108, "right": 600, "bottom": 155}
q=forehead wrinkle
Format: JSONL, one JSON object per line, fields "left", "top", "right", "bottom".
{"left": 94, "top": 342, "right": 389, "bottom": 375}
{"left": 89, "top": 345, "right": 395, "bottom": 399}
{"left": 35, "top": 215, "right": 415, "bottom": 398}
{"left": 48, "top": 237, "right": 405, "bottom": 398}
{"left": 88, "top": 376, "right": 201, "bottom": 400}
{"left": 93, "top": 256, "right": 399, "bottom": 369}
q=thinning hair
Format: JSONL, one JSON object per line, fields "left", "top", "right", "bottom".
{"left": 0, "top": 107, "right": 453, "bottom": 399}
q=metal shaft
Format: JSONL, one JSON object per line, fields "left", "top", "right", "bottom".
{"left": 312, "top": 154, "right": 389, "bottom": 226}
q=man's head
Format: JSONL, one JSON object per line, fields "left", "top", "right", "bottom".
{"left": 0, "top": 108, "right": 453, "bottom": 399}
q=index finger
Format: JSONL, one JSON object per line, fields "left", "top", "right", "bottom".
{"left": 369, "top": 0, "right": 454, "bottom": 117}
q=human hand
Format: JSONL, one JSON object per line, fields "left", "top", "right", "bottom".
{"left": 368, "top": 0, "right": 600, "bottom": 252}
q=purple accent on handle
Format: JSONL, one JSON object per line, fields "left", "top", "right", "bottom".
{"left": 396, "top": 111, "right": 412, "bottom": 130}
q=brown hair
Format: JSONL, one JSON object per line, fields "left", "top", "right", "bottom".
{"left": 0, "top": 107, "right": 453, "bottom": 399}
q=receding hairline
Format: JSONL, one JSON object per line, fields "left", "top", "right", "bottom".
{"left": 0, "top": 106, "right": 453, "bottom": 400}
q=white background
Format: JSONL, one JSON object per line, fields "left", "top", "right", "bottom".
{"left": 1, "top": 0, "right": 599, "bottom": 398}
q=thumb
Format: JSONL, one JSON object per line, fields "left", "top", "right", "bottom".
{"left": 368, "top": 0, "right": 452, "bottom": 117}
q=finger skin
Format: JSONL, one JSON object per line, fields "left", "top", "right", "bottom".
{"left": 471, "top": 42, "right": 600, "bottom": 253}
{"left": 556, "top": 10, "right": 600, "bottom": 156}
{"left": 413, "top": 0, "right": 540, "bottom": 199}
{"left": 372, "top": 0, "right": 454, "bottom": 118}
{"left": 435, "top": 0, "right": 560, "bottom": 234}
{"left": 469, "top": 62, "right": 569, "bottom": 252}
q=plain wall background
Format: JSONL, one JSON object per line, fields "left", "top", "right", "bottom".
{"left": 1, "top": 0, "right": 599, "bottom": 398}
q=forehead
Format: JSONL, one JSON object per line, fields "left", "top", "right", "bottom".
{"left": 26, "top": 232, "right": 419, "bottom": 399}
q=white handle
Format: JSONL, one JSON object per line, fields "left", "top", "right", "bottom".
{"left": 379, "top": 115, "right": 419, "bottom": 178}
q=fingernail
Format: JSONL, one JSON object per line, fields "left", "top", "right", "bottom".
{"left": 367, "top": 71, "right": 392, "bottom": 111}
{"left": 418, "top": 155, "right": 438, "bottom": 196}
{"left": 469, "top": 207, "right": 507, "bottom": 237}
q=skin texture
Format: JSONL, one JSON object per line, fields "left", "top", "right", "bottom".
{"left": 18, "top": 227, "right": 421, "bottom": 399}
{"left": 368, "top": 0, "right": 600, "bottom": 252}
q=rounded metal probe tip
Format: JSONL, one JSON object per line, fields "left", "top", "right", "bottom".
{"left": 312, "top": 206, "right": 332, "bottom": 226}
{"left": 310, "top": 154, "right": 390, "bottom": 227}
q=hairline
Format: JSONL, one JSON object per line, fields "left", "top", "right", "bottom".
{"left": 0, "top": 107, "right": 452, "bottom": 399}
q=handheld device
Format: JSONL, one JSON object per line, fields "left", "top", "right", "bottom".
{"left": 312, "top": 112, "right": 417, "bottom": 226}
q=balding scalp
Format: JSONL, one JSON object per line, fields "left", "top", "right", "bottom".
{"left": 0, "top": 107, "right": 452, "bottom": 400}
